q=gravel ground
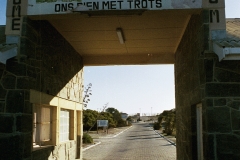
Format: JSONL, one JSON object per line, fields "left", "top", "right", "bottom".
{"left": 82, "top": 126, "right": 132, "bottom": 148}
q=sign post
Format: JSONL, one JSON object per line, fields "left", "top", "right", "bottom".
{"left": 97, "top": 120, "right": 109, "bottom": 134}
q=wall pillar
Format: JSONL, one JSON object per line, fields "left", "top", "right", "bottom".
{"left": 0, "top": 17, "right": 84, "bottom": 160}
{"left": 175, "top": 11, "right": 208, "bottom": 160}
{"left": 175, "top": 10, "right": 240, "bottom": 160}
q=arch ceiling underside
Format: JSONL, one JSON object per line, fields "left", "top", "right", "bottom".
{"left": 30, "top": 9, "right": 201, "bottom": 65}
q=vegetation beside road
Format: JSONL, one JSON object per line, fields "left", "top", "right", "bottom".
{"left": 82, "top": 108, "right": 131, "bottom": 144}
{"left": 82, "top": 133, "right": 93, "bottom": 144}
{"left": 83, "top": 107, "right": 130, "bottom": 131}
{"left": 154, "top": 109, "right": 176, "bottom": 136}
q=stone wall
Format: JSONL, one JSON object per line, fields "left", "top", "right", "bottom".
{"left": 175, "top": 11, "right": 240, "bottom": 160}
{"left": 20, "top": 18, "right": 84, "bottom": 102}
{"left": 175, "top": 12, "right": 207, "bottom": 160}
{"left": 32, "top": 141, "right": 76, "bottom": 160}
{"left": 204, "top": 58, "right": 240, "bottom": 160}
{"left": 0, "top": 17, "right": 84, "bottom": 160}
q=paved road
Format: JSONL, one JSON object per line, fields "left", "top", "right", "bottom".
{"left": 83, "top": 122, "right": 176, "bottom": 160}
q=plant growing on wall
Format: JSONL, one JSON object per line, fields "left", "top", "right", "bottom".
{"left": 83, "top": 83, "right": 92, "bottom": 108}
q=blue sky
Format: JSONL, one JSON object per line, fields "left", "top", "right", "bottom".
{"left": 0, "top": 0, "right": 239, "bottom": 115}
{"left": 84, "top": 65, "right": 175, "bottom": 115}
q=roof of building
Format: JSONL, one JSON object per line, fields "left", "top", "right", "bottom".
{"left": 214, "top": 19, "right": 240, "bottom": 47}
{"left": 226, "top": 19, "right": 240, "bottom": 38}
{"left": 213, "top": 18, "right": 240, "bottom": 61}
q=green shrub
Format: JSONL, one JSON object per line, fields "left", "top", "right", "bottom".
{"left": 153, "top": 122, "right": 160, "bottom": 130}
{"left": 82, "top": 133, "right": 93, "bottom": 144}
{"left": 117, "top": 119, "right": 127, "bottom": 127}
{"left": 127, "top": 121, "right": 132, "bottom": 126}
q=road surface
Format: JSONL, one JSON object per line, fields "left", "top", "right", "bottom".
{"left": 83, "top": 122, "right": 176, "bottom": 160}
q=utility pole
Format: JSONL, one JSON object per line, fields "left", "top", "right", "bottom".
{"left": 139, "top": 108, "right": 141, "bottom": 121}
{"left": 151, "top": 107, "right": 154, "bottom": 123}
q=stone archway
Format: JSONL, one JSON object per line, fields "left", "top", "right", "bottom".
{"left": 1, "top": 0, "right": 240, "bottom": 160}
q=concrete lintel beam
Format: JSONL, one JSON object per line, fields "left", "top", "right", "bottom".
{"left": 83, "top": 54, "right": 175, "bottom": 66}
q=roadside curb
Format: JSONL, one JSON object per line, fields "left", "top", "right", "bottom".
{"left": 153, "top": 130, "right": 176, "bottom": 146}
{"left": 148, "top": 124, "right": 176, "bottom": 147}
{"left": 82, "top": 126, "right": 133, "bottom": 151}
{"left": 99, "top": 126, "right": 133, "bottom": 138}
{"left": 82, "top": 141, "right": 101, "bottom": 152}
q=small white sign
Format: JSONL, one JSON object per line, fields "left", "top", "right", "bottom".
{"left": 97, "top": 120, "right": 108, "bottom": 127}
{"left": 121, "top": 114, "right": 128, "bottom": 120}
